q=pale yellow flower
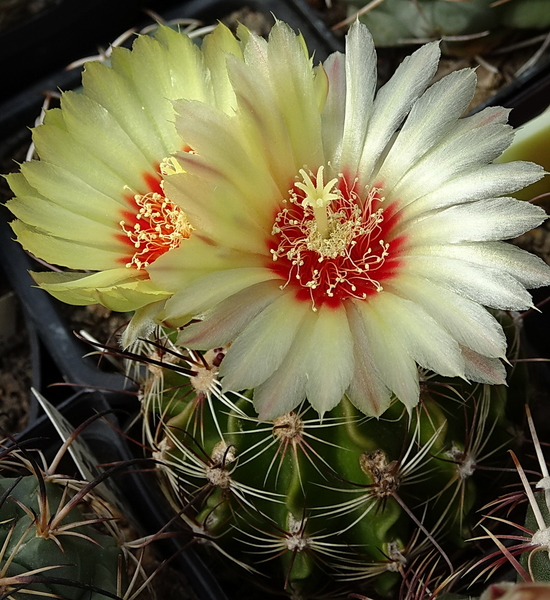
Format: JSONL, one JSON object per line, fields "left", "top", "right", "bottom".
{"left": 7, "top": 24, "right": 241, "bottom": 332}
{"left": 147, "top": 21, "right": 550, "bottom": 419}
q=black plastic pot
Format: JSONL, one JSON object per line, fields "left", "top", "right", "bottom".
{"left": 474, "top": 55, "right": 550, "bottom": 128}
{"left": 0, "top": 0, "right": 198, "bottom": 104}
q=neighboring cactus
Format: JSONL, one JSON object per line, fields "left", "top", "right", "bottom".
{"left": 132, "top": 317, "right": 525, "bottom": 598}
{"left": 471, "top": 406, "right": 550, "bottom": 589}
{"left": 0, "top": 445, "right": 125, "bottom": 600}
{"left": 346, "top": 0, "right": 550, "bottom": 47}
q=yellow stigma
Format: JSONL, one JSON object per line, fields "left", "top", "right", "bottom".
{"left": 295, "top": 166, "right": 340, "bottom": 238}
{"left": 160, "top": 156, "right": 186, "bottom": 177}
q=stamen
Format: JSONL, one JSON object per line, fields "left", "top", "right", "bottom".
{"left": 120, "top": 188, "right": 193, "bottom": 270}
{"left": 269, "top": 171, "right": 396, "bottom": 309}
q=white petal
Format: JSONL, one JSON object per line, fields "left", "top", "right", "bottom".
{"left": 404, "top": 197, "right": 547, "bottom": 245}
{"left": 399, "top": 161, "right": 545, "bottom": 219}
{"left": 265, "top": 22, "right": 325, "bottom": 169}
{"left": 461, "top": 346, "right": 507, "bottom": 385}
{"left": 450, "top": 105, "right": 510, "bottom": 137}
{"left": 11, "top": 220, "right": 123, "bottom": 270}
{"left": 148, "top": 236, "right": 265, "bottom": 291}
{"left": 301, "top": 305, "right": 355, "bottom": 416}
{"left": 410, "top": 242, "right": 550, "bottom": 289}
{"left": 321, "top": 51, "right": 346, "bottom": 173}
{"left": 253, "top": 310, "right": 318, "bottom": 420}
{"left": 163, "top": 168, "right": 273, "bottom": 253}
{"left": 59, "top": 91, "right": 157, "bottom": 190}
{"left": 17, "top": 162, "right": 127, "bottom": 221}
{"left": 404, "top": 252, "right": 535, "bottom": 310}
{"left": 379, "top": 68, "right": 476, "bottom": 190}
{"left": 367, "top": 292, "right": 465, "bottom": 377}
{"left": 82, "top": 61, "right": 173, "bottom": 162}
{"left": 161, "top": 268, "right": 280, "bottom": 324}
{"left": 177, "top": 281, "right": 283, "bottom": 350}
{"left": 122, "top": 300, "right": 166, "bottom": 348}
{"left": 227, "top": 54, "right": 296, "bottom": 187}
{"left": 220, "top": 294, "right": 310, "bottom": 391}
{"left": 32, "top": 123, "right": 135, "bottom": 202}
{"left": 389, "top": 123, "right": 514, "bottom": 203}
{"left": 353, "top": 299, "right": 420, "bottom": 410}
{"left": 345, "top": 301, "right": 392, "bottom": 417}
{"left": 357, "top": 40, "right": 440, "bottom": 185}
{"left": 6, "top": 193, "right": 122, "bottom": 248}
{"left": 388, "top": 274, "right": 506, "bottom": 358}
{"left": 202, "top": 23, "right": 241, "bottom": 113}
{"left": 173, "top": 100, "right": 280, "bottom": 221}
{"left": 111, "top": 31, "right": 213, "bottom": 151}
{"left": 337, "top": 22, "right": 377, "bottom": 175}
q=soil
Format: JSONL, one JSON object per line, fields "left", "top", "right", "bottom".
{"left": 0, "top": 335, "right": 31, "bottom": 436}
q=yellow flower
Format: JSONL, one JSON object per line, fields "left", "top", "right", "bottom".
{"left": 6, "top": 24, "right": 241, "bottom": 333}
{"left": 148, "top": 21, "right": 550, "bottom": 419}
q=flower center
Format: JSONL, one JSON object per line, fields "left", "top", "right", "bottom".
{"left": 120, "top": 161, "right": 192, "bottom": 270}
{"left": 268, "top": 167, "right": 403, "bottom": 309}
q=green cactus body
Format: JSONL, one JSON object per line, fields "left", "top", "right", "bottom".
{"left": 142, "top": 331, "right": 521, "bottom": 597}
{"left": 519, "top": 489, "right": 550, "bottom": 582}
{"left": 348, "top": 0, "right": 550, "bottom": 47}
{"left": 0, "top": 474, "right": 122, "bottom": 600}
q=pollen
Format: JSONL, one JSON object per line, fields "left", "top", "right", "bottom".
{"left": 120, "top": 184, "right": 193, "bottom": 270}
{"left": 268, "top": 170, "right": 401, "bottom": 309}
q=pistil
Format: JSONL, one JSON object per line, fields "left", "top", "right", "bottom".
{"left": 269, "top": 179, "right": 399, "bottom": 308}
{"left": 295, "top": 166, "right": 339, "bottom": 239}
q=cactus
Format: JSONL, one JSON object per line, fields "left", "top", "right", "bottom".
{"left": 5, "top": 14, "right": 550, "bottom": 600}
{"left": 127, "top": 316, "right": 525, "bottom": 598}
{"left": 346, "top": 0, "right": 550, "bottom": 47}
{"left": 467, "top": 406, "right": 550, "bottom": 588}
{"left": 0, "top": 443, "right": 125, "bottom": 600}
